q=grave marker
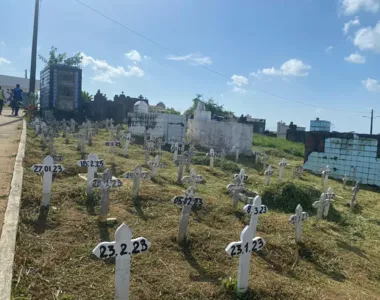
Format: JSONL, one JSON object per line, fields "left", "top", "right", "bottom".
{"left": 147, "top": 155, "right": 163, "bottom": 178}
{"left": 350, "top": 181, "right": 360, "bottom": 208}
{"left": 186, "top": 145, "right": 197, "bottom": 172}
{"left": 220, "top": 147, "right": 226, "bottom": 170}
{"left": 121, "top": 132, "right": 135, "bottom": 157}
{"left": 77, "top": 153, "right": 105, "bottom": 200}
{"left": 232, "top": 144, "right": 240, "bottom": 162}
{"left": 243, "top": 196, "right": 268, "bottom": 236}
{"left": 143, "top": 140, "right": 155, "bottom": 164}
{"left": 181, "top": 168, "right": 204, "bottom": 188}
{"left": 264, "top": 165, "right": 273, "bottom": 186}
{"left": 278, "top": 158, "right": 287, "bottom": 182}
{"left": 293, "top": 165, "right": 304, "bottom": 178}
{"left": 227, "top": 177, "right": 246, "bottom": 209}
{"left": 124, "top": 165, "right": 150, "bottom": 202}
{"left": 172, "top": 186, "right": 203, "bottom": 243}
{"left": 225, "top": 225, "right": 266, "bottom": 293}
{"left": 31, "top": 156, "right": 64, "bottom": 207}
{"left": 289, "top": 204, "right": 309, "bottom": 243}
{"left": 92, "top": 169, "right": 123, "bottom": 222}
{"left": 312, "top": 188, "right": 335, "bottom": 223}
{"left": 321, "top": 165, "right": 331, "bottom": 193}
{"left": 261, "top": 154, "right": 269, "bottom": 172}
{"left": 171, "top": 142, "right": 180, "bottom": 162}
{"left": 352, "top": 167, "right": 357, "bottom": 187}
{"left": 206, "top": 149, "right": 216, "bottom": 168}
{"left": 342, "top": 174, "right": 348, "bottom": 189}
{"left": 234, "top": 169, "right": 248, "bottom": 182}
{"left": 92, "top": 223, "right": 151, "bottom": 300}
{"left": 175, "top": 152, "right": 190, "bottom": 184}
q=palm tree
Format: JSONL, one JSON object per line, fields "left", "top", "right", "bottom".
{"left": 81, "top": 91, "right": 93, "bottom": 102}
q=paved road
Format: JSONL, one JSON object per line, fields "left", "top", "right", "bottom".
{"left": 0, "top": 108, "right": 22, "bottom": 234}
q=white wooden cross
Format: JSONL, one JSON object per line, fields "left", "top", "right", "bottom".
{"left": 351, "top": 181, "right": 360, "bottom": 208}
{"left": 147, "top": 155, "right": 164, "bottom": 178}
{"left": 124, "top": 165, "right": 150, "bottom": 202}
{"left": 261, "top": 154, "right": 269, "bottom": 172}
{"left": 342, "top": 174, "right": 348, "bottom": 189}
{"left": 321, "top": 165, "right": 331, "bottom": 193}
{"left": 264, "top": 165, "right": 273, "bottom": 186}
{"left": 31, "top": 155, "right": 65, "bottom": 207}
{"left": 172, "top": 186, "right": 203, "bottom": 243}
{"left": 289, "top": 204, "right": 309, "bottom": 243}
{"left": 171, "top": 142, "right": 180, "bottom": 162}
{"left": 278, "top": 158, "right": 287, "bottom": 182}
{"left": 293, "top": 165, "right": 304, "bottom": 178}
{"left": 154, "top": 137, "right": 164, "bottom": 157}
{"left": 225, "top": 226, "right": 266, "bottom": 293}
{"left": 206, "top": 148, "right": 217, "bottom": 168}
{"left": 227, "top": 177, "right": 246, "bottom": 209}
{"left": 234, "top": 168, "right": 248, "bottom": 183}
{"left": 252, "top": 151, "right": 260, "bottom": 165}
{"left": 70, "top": 119, "right": 76, "bottom": 133}
{"left": 92, "top": 223, "right": 151, "bottom": 300}
{"left": 143, "top": 140, "right": 155, "bottom": 164}
{"left": 77, "top": 153, "right": 105, "bottom": 200}
{"left": 92, "top": 169, "right": 123, "bottom": 222}
{"left": 181, "top": 168, "right": 204, "bottom": 188}
{"left": 186, "top": 144, "right": 197, "bottom": 172}
{"left": 352, "top": 167, "right": 357, "bottom": 187}
{"left": 243, "top": 196, "right": 268, "bottom": 236}
{"left": 121, "top": 132, "right": 135, "bottom": 157}
{"left": 312, "top": 188, "right": 335, "bottom": 223}
{"left": 175, "top": 152, "right": 190, "bottom": 184}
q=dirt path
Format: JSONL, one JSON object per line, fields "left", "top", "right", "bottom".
{"left": 0, "top": 108, "right": 23, "bottom": 235}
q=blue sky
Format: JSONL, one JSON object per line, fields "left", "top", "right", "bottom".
{"left": 1, "top": 0, "right": 380, "bottom": 132}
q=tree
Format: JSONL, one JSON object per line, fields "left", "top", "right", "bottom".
{"left": 81, "top": 91, "right": 93, "bottom": 102}
{"left": 163, "top": 107, "right": 181, "bottom": 115}
{"left": 39, "top": 46, "right": 83, "bottom": 67}
{"left": 184, "top": 94, "right": 236, "bottom": 119}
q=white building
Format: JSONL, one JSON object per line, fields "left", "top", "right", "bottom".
{"left": 310, "top": 118, "right": 331, "bottom": 132}
{"left": 277, "top": 121, "right": 305, "bottom": 139}
{"left": 188, "top": 102, "right": 253, "bottom": 155}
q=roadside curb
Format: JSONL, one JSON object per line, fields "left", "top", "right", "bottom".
{"left": 0, "top": 119, "right": 26, "bottom": 300}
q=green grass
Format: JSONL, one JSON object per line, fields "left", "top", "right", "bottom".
{"left": 253, "top": 133, "right": 305, "bottom": 158}
{"left": 10, "top": 129, "right": 380, "bottom": 300}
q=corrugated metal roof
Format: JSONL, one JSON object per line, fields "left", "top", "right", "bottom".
{"left": 0, "top": 74, "right": 40, "bottom": 91}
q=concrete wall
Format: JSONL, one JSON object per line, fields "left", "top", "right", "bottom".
{"left": 128, "top": 112, "right": 187, "bottom": 143}
{"left": 304, "top": 132, "right": 380, "bottom": 186}
{"left": 187, "top": 119, "right": 253, "bottom": 155}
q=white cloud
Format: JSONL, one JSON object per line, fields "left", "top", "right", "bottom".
{"left": 232, "top": 87, "right": 247, "bottom": 94}
{"left": 81, "top": 53, "right": 144, "bottom": 83}
{"left": 260, "top": 59, "right": 311, "bottom": 77}
{"left": 325, "top": 46, "right": 333, "bottom": 53}
{"left": 340, "top": 0, "right": 380, "bottom": 15}
{"left": 343, "top": 17, "right": 360, "bottom": 35}
{"left": 229, "top": 74, "right": 249, "bottom": 86}
{"left": 362, "top": 78, "right": 380, "bottom": 92}
{"left": 250, "top": 70, "right": 262, "bottom": 79}
{"left": 125, "top": 50, "right": 141, "bottom": 63}
{"left": 167, "top": 52, "right": 212, "bottom": 65}
{"left": 353, "top": 22, "right": 380, "bottom": 53}
{"left": 0, "top": 57, "right": 11, "bottom": 65}
{"left": 143, "top": 55, "right": 151, "bottom": 61}
{"left": 344, "top": 52, "right": 366, "bottom": 63}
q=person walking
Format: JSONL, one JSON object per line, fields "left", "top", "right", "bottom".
{"left": 0, "top": 86, "right": 4, "bottom": 115}
{"left": 12, "top": 84, "right": 23, "bottom": 116}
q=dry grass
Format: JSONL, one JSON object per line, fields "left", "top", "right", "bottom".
{"left": 11, "top": 129, "right": 380, "bottom": 300}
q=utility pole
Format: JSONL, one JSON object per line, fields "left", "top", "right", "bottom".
{"left": 29, "top": 0, "right": 39, "bottom": 94}
{"left": 363, "top": 109, "right": 380, "bottom": 135}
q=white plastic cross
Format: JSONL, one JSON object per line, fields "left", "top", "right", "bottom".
{"left": 31, "top": 156, "right": 65, "bottom": 207}
{"left": 92, "top": 223, "right": 151, "bottom": 300}
{"left": 278, "top": 158, "right": 287, "bottom": 182}
{"left": 264, "top": 165, "right": 273, "bottom": 186}
{"left": 77, "top": 153, "right": 104, "bottom": 199}
{"left": 289, "top": 204, "right": 309, "bottom": 243}
{"left": 124, "top": 165, "right": 150, "bottom": 201}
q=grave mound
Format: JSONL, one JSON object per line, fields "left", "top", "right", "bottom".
{"left": 261, "top": 182, "right": 320, "bottom": 213}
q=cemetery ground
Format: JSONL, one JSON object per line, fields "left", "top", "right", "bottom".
{"left": 11, "top": 129, "right": 380, "bottom": 300}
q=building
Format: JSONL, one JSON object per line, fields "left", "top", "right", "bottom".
{"left": 277, "top": 121, "right": 305, "bottom": 139}
{"left": 310, "top": 118, "right": 331, "bottom": 132}
{"left": 188, "top": 102, "right": 253, "bottom": 155}
{"left": 0, "top": 74, "right": 40, "bottom": 107}
{"left": 246, "top": 115, "right": 266, "bottom": 133}
{"left": 40, "top": 64, "right": 82, "bottom": 111}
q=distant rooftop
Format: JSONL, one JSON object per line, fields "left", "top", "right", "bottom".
{"left": 0, "top": 74, "right": 40, "bottom": 91}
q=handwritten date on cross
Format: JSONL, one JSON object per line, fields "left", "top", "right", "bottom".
{"left": 243, "top": 204, "right": 268, "bottom": 215}
{"left": 105, "top": 141, "right": 121, "bottom": 147}
{"left": 91, "top": 179, "right": 123, "bottom": 188}
{"left": 289, "top": 212, "right": 309, "bottom": 224}
{"left": 172, "top": 196, "right": 203, "bottom": 208}
{"left": 77, "top": 159, "right": 105, "bottom": 168}
{"left": 124, "top": 171, "right": 150, "bottom": 180}
{"left": 226, "top": 236, "right": 266, "bottom": 257}
{"left": 31, "top": 164, "right": 64, "bottom": 173}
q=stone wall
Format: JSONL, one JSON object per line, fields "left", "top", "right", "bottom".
{"left": 90, "top": 91, "right": 149, "bottom": 122}
{"left": 304, "top": 132, "right": 380, "bottom": 186}
{"left": 187, "top": 119, "right": 253, "bottom": 155}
